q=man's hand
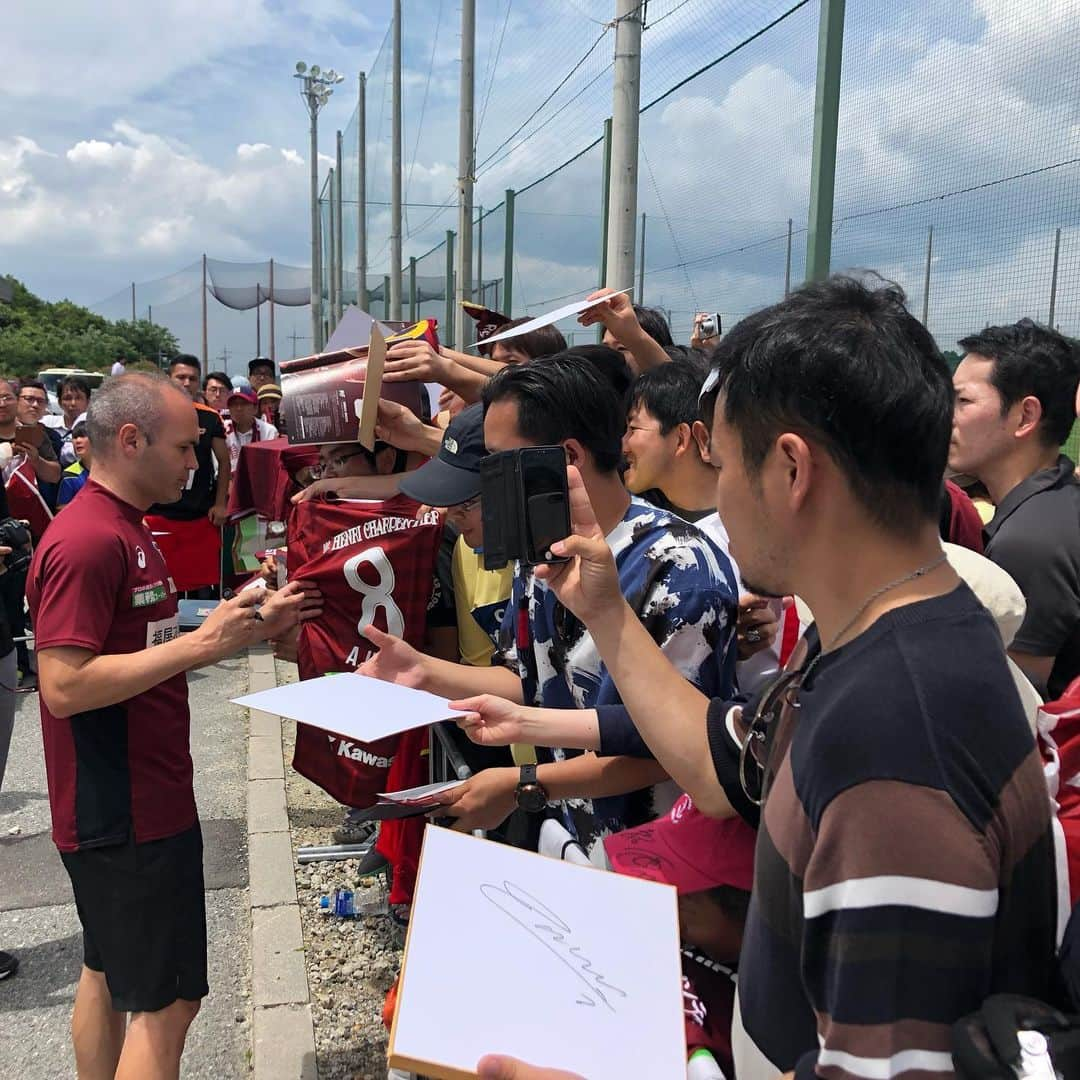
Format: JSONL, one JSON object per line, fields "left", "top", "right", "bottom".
{"left": 257, "top": 580, "right": 323, "bottom": 639}
{"left": 737, "top": 594, "right": 782, "bottom": 660}
{"left": 451, "top": 695, "right": 528, "bottom": 747}
{"left": 383, "top": 340, "right": 454, "bottom": 384}
{"left": 291, "top": 476, "right": 391, "bottom": 504}
{"left": 196, "top": 590, "right": 270, "bottom": 657}
{"left": 477, "top": 1055, "right": 585, "bottom": 1080}
{"left": 258, "top": 554, "right": 279, "bottom": 589}
{"left": 13, "top": 438, "right": 39, "bottom": 462}
{"left": 208, "top": 503, "right": 228, "bottom": 528}
{"left": 357, "top": 624, "right": 429, "bottom": 689}
{"left": 432, "top": 766, "right": 517, "bottom": 832}
{"left": 577, "top": 287, "right": 637, "bottom": 339}
{"left": 534, "top": 465, "right": 623, "bottom": 624}
{"left": 375, "top": 398, "right": 441, "bottom": 455}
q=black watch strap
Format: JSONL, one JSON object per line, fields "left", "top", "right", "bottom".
{"left": 519, "top": 764, "right": 538, "bottom": 787}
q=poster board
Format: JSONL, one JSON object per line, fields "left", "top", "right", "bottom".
{"left": 388, "top": 826, "right": 684, "bottom": 1079}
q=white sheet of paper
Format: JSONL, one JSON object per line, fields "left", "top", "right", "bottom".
{"left": 472, "top": 287, "right": 632, "bottom": 348}
{"left": 231, "top": 674, "right": 462, "bottom": 743}
{"left": 377, "top": 780, "right": 464, "bottom": 804}
{"left": 389, "top": 826, "right": 684, "bottom": 1080}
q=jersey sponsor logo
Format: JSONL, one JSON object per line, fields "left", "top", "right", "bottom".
{"left": 132, "top": 581, "right": 168, "bottom": 608}
{"left": 444, "top": 436, "right": 459, "bottom": 454}
{"left": 145, "top": 614, "right": 180, "bottom": 648}
{"left": 332, "top": 736, "right": 393, "bottom": 768}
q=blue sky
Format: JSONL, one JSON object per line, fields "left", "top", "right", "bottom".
{"left": 2, "top": 0, "right": 1078, "bottom": 370}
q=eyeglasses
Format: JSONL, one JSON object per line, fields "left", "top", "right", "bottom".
{"left": 450, "top": 494, "right": 481, "bottom": 512}
{"left": 738, "top": 637, "right": 812, "bottom": 806}
{"left": 0, "top": 396, "right": 16, "bottom": 405}
{"left": 19, "top": 395, "right": 46, "bottom": 407}
{"left": 311, "top": 449, "right": 370, "bottom": 479}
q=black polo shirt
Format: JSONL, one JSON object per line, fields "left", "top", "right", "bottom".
{"left": 984, "top": 454, "right": 1080, "bottom": 699}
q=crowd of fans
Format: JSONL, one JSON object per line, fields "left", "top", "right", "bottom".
{"left": 3, "top": 275, "right": 1080, "bottom": 1080}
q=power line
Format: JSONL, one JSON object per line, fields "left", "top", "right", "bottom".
{"left": 405, "top": 0, "right": 445, "bottom": 235}
{"left": 475, "top": 0, "right": 514, "bottom": 149}
{"left": 642, "top": 143, "right": 699, "bottom": 310}
{"left": 474, "top": 24, "right": 612, "bottom": 175}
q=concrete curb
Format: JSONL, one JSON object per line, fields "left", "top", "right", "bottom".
{"left": 247, "top": 645, "right": 317, "bottom": 1080}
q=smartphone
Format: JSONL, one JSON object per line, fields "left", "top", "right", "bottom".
{"left": 519, "top": 446, "right": 570, "bottom": 565}
{"left": 14, "top": 420, "right": 42, "bottom": 446}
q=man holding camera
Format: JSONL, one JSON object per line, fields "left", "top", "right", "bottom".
{"left": 362, "top": 353, "right": 739, "bottom": 846}
{"left": 27, "top": 373, "right": 318, "bottom": 1080}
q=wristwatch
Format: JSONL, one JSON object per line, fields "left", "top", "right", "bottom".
{"left": 514, "top": 764, "right": 548, "bottom": 813}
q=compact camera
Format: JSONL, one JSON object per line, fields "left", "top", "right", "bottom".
{"left": 0, "top": 518, "right": 33, "bottom": 576}
{"left": 696, "top": 312, "right": 722, "bottom": 340}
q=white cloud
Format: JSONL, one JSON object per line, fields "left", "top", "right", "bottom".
{"left": 0, "top": 121, "right": 308, "bottom": 261}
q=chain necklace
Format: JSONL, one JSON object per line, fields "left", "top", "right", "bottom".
{"left": 802, "top": 551, "right": 950, "bottom": 681}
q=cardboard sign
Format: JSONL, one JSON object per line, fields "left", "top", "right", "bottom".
{"left": 357, "top": 323, "right": 385, "bottom": 451}
{"left": 389, "top": 826, "right": 684, "bottom": 1080}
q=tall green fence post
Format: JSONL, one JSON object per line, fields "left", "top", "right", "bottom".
{"left": 409, "top": 257, "right": 418, "bottom": 323}
{"left": 503, "top": 190, "right": 515, "bottom": 316}
{"left": 445, "top": 231, "right": 456, "bottom": 348}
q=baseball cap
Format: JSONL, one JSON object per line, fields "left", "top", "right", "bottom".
{"left": 398, "top": 403, "right": 486, "bottom": 507}
{"left": 603, "top": 794, "right": 756, "bottom": 895}
{"left": 228, "top": 389, "right": 257, "bottom": 406}
{"left": 257, "top": 383, "right": 282, "bottom": 402}
{"left": 249, "top": 356, "right": 274, "bottom": 374}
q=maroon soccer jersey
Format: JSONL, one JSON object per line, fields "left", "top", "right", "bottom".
{"left": 27, "top": 480, "right": 194, "bottom": 853}
{"left": 287, "top": 496, "right": 442, "bottom": 807}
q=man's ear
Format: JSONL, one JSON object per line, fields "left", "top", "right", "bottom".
{"left": 691, "top": 420, "right": 711, "bottom": 464}
{"left": 562, "top": 438, "right": 586, "bottom": 470}
{"left": 375, "top": 445, "right": 398, "bottom": 475}
{"left": 673, "top": 422, "right": 695, "bottom": 457}
{"left": 117, "top": 421, "right": 140, "bottom": 457}
{"left": 773, "top": 432, "right": 814, "bottom": 511}
{"left": 1014, "top": 395, "right": 1045, "bottom": 441}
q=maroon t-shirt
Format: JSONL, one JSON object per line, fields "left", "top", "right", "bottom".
{"left": 27, "top": 479, "right": 194, "bottom": 853}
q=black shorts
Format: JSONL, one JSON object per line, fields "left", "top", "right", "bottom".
{"left": 61, "top": 822, "right": 209, "bottom": 1013}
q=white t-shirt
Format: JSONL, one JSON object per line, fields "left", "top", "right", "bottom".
{"left": 111, "top": 361, "right": 126, "bottom": 376}
{"left": 225, "top": 417, "right": 278, "bottom": 471}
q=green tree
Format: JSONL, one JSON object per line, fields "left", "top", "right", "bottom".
{"left": 0, "top": 276, "right": 179, "bottom": 378}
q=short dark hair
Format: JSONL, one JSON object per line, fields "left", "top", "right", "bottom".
{"left": 703, "top": 275, "right": 952, "bottom": 534}
{"left": 562, "top": 344, "right": 633, "bottom": 399}
{"left": 958, "top": 319, "right": 1080, "bottom": 448}
{"left": 482, "top": 353, "right": 625, "bottom": 473}
{"left": 492, "top": 317, "right": 568, "bottom": 361}
{"left": 72, "top": 421, "right": 89, "bottom": 440}
{"left": 204, "top": 371, "right": 233, "bottom": 390}
{"left": 249, "top": 357, "right": 275, "bottom": 376}
{"left": 633, "top": 305, "right": 674, "bottom": 348}
{"left": 59, "top": 375, "right": 92, "bottom": 400}
{"left": 169, "top": 354, "right": 201, "bottom": 374}
{"left": 628, "top": 355, "right": 709, "bottom": 435}
{"left": 18, "top": 379, "right": 47, "bottom": 395}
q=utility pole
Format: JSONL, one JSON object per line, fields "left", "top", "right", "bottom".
{"left": 804, "top": 0, "right": 846, "bottom": 282}
{"left": 256, "top": 284, "right": 262, "bottom": 356}
{"left": 131, "top": 282, "right": 136, "bottom": 322}
{"left": 636, "top": 212, "right": 646, "bottom": 305}
{"left": 606, "top": 0, "right": 643, "bottom": 290}
{"left": 455, "top": 0, "right": 476, "bottom": 347}
{"left": 358, "top": 72, "right": 368, "bottom": 312}
{"left": 269, "top": 258, "right": 276, "bottom": 364}
{"left": 335, "top": 129, "right": 344, "bottom": 321}
{"left": 201, "top": 254, "right": 208, "bottom": 367}
{"left": 390, "top": 0, "right": 403, "bottom": 320}
{"left": 294, "top": 60, "right": 345, "bottom": 352}
{"left": 327, "top": 168, "right": 337, "bottom": 333}
{"left": 1049, "top": 227, "right": 1062, "bottom": 328}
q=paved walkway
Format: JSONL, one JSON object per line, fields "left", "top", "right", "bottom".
{"left": 0, "top": 657, "right": 254, "bottom": 1078}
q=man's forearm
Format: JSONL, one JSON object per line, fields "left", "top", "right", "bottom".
{"left": 448, "top": 349, "right": 506, "bottom": 378}
{"left": 423, "top": 655, "right": 524, "bottom": 703}
{"left": 624, "top": 328, "right": 671, "bottom": 371}
{"left": 536, "top": 752, "right": 667, "bottom": 800}
{"left": 515, "top": 706, "right": 601, "bottom": 751}
{"left": 39, "top": 634, "right": 221, "bottom": 719}
{"left": 442, "top": 364, "right": 488, "bottom": 404}
{"left": 36, "top": 458, "right": 62, "bottom": 484}
{"left": 588, "top": 601, "right": 732, "bottom": 816}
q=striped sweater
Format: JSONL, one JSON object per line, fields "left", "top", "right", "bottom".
{"left": 737, "top": 584, "right": 1058, "bottom": 1079}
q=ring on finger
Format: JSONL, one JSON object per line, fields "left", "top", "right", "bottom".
{"left": 745, "top": 628, "right": 762, "bottom": 643}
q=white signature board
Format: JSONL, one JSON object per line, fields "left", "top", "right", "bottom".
{"left": 389, "top": 825, "right": 684, "bottom": 1079}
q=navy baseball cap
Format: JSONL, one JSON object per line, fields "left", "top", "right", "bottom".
{"left": 399, "top": 403, "right": 486, "bottom": 507}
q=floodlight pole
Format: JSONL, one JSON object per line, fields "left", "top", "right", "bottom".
{"left": 390, "top": 0, "right": 403, "bottom": 320}
{"left": 357, "top": 72, "right": 368, "bottom": 312}
{"left": 455, "top": 0, "right": 475, "bottom": 347}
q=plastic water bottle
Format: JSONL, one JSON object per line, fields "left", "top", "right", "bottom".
{"left": 687, "top": 1048, "right": 726, "bottom": 1080}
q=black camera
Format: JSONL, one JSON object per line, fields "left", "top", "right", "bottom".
{"left": 479, "top": 446, "right": 571, "bottom": 571}
{"left": 0, "top": 518, "right": 33, "bottom": 576}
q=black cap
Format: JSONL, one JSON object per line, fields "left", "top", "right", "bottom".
{"left": 399, "top": 403, "right": 486, "bottom": 507}
{"left": 249, "top": 356, "right": 274, "bottom": 374}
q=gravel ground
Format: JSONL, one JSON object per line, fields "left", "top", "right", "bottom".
{"left": 278, "top": 659, "right": 405, "bottom": 1080}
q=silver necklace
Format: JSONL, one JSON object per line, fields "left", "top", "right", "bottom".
{"left": 803, "top": 551, "right": 949, "bottom": 680}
